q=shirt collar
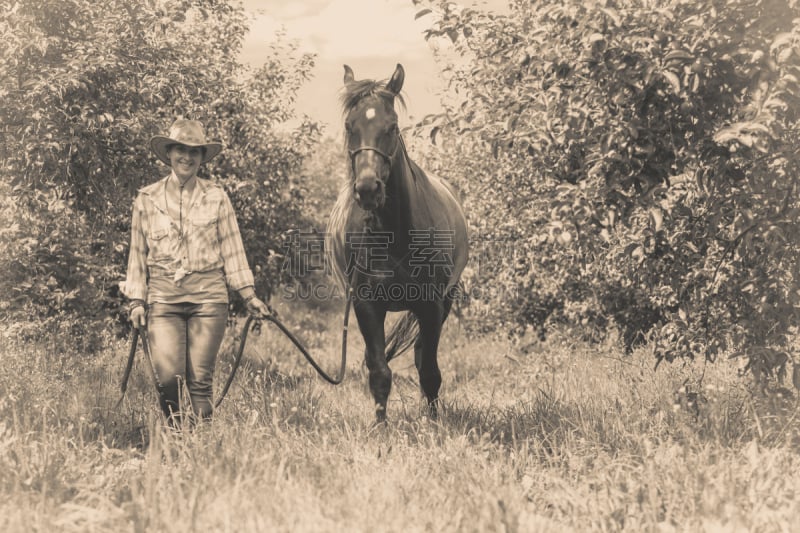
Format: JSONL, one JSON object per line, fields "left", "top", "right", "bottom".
{"left": 169, "top": 171, "right": 198, "bottom": 190}
{"left": 170, "top": 171, "right": 210, "bottom": 210}
{"left": 142, "top": 173, "right": 210, "bottom": 215}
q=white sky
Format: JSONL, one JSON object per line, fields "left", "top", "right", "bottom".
{"left": 239, "top": 0, "right": 509, "bottom": 137}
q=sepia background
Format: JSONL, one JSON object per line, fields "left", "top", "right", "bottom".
{"left": 2, "top": 1, "right": 800, "bottom": 531}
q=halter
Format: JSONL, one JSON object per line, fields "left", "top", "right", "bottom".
{"left": 347, "top": 133, "right": 402, "bottom": 172}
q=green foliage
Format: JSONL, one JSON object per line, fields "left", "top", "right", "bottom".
{"left": 274, "top": 136, "right": 347, "bottom": 312}
{"left": 0, "top": 0, "right": 320, "bottom": 341}
{"left": 0, "top": 182, "right": 125, "bottom": 350}
{"left": 414, "top": 0, "right": 800, "bottom": 378}
{"left": 296, "top": 135, "right": 347, "bottom": 229}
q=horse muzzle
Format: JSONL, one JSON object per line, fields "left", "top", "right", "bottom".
{"left": 353, "top": 176, "right": 385, "bottom": 211}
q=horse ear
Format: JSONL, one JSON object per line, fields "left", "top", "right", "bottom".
{"left": 386, "top": 63, "right": 404, "bottom": 95}
{"left": 343, "top": 65, "right": 355, "bottom": 84}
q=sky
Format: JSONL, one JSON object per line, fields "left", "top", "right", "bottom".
{"left": 239, "top": 0, "right": 509, "bottom": 137}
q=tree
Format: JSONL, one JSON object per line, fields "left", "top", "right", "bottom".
{"left": 0, "top": 0, "right": 320, "bottom": 348}
{"left": 414, "top": 0, "right": 800, "bottom": 384}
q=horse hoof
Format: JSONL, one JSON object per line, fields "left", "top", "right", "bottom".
{"left": 427, "top": 399, "right": 440, "bottom": 420}
{"left": 374, "top": 405, "right": 387, "bottom": 425}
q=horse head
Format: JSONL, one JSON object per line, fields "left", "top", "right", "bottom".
{"left": 341, "top": 63, "right": 405, "bottom": 211}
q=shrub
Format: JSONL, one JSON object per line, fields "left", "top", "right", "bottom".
{"left": 413, "top": 0, "right": 800, "bottom": 378}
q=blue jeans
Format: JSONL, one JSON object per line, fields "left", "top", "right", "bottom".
{"left": 147, "top": 302, "right": 228, "bottom": 421}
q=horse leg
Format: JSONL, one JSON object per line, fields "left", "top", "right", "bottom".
{"left": 414, "top": 302, "right": 446, "bottom": 418}
{"left": 354, "top": 301, "right": 391, "bottom": 423}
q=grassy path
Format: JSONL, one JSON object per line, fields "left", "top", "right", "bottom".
{"left": 1, "top": 313, "right": 798, "bottom": 532}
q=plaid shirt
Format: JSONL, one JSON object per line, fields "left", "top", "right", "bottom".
{"left": 124, "top": 174, "right": 255, "bottom": 301}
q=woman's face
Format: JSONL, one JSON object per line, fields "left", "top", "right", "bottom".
{"left": 168, "top": 144, "right": 203, "bottom": 181}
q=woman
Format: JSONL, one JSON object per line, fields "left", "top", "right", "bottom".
{"left": 124, "top": 118, "right": 270, "bottom": 425}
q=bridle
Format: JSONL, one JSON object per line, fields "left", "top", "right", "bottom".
{"left": 348, "top": 144, "right": 395, "bottom": 165}
{"left": 347, "top": 128, "right": 402, "bottom": 176}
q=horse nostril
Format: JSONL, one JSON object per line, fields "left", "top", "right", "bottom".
{"left": 355, "top": 178, "right": 379, "bottom": 196}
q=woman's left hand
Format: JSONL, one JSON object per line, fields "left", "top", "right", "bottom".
{"left": 246, "top": 297, "right": 272, "bottom": 318}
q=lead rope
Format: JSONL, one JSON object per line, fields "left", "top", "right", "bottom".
{"left": 115, "top": 327, "right": 163, "bottom": 409}
{"left": 118, "top": 289, "right": 354, "bottom": 410}
{"left": 214, "top": 287, "right": 353, "bottom": 408}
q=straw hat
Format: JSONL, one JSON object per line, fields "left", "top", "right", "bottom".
{"left": 149, "top": 119, "right": 223, "bottom": 164}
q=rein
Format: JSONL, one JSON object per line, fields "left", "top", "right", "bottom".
{"left": 115, "top": 327, "right": 163, "bottom": 409}
{"left": 215, "top": 291, "right": 352, "bottom": 407}
{"left": 116, "top": 291, "right": 353, "bottom": 410}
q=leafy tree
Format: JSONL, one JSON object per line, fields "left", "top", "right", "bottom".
{"left": 296, "top": 135, "right": 348, "bottom": 229}
{"left": 414, "top": 0, "right": 800, "bottom": 384}
{"left": 275, "top": 136, "right": 347, "bottom": 312}
{"left": 0, "top": 0, "right": 319, "bottom": 347}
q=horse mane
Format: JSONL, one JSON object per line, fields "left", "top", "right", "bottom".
{"left": 324, "top": 182, "right": 355, "bottom": 290}
{"left": 339, "top": 78, "right": 406, "bottom": 118}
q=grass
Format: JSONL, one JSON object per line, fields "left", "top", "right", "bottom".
{"left": 1, "top": 303, "right": 799, "bottom": 532}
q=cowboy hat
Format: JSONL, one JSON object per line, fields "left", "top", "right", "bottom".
{"left": 149, "top": 119, "right": 223, "bottom": 165}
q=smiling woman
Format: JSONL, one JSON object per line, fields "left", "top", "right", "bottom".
{"left": 123, "top": 119, "right": 271, "bottom": 428}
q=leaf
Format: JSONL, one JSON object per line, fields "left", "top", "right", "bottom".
{"left": 664, "top": 49, "right": 694, "bottom": 62}
{"left": 777, "top": 47, "right": 794, "bottom": 64}
{"left": 607, "top": 209, "right": 617, "bottom": 227}
{"left": 623, "top": 243, "right": 639, "bottom": 256}
{"left": 430, "top": 126, "right": 440, "bottom": 145}
{"left": 649, "top": 207, "right": 663, "bottom": 232}
{"left": 588, "top": 33, "right": 605, "bottom": 45}
{"left": 506, "top": 116, "right": 518, "bottom": 132}
{"left": 741, "top": 122, "right": 771, "bottom": 134}
{"left": 763, "top": 96, "right": 788, "bottom": 111}
{"left": 661, "top": 70, "right": 681, "bottom": 94}
{"left": 770, "top": 32, "right": 794, "bottom": 53}
{"left": 713, "top": 126, "right": 743, "bottom": 144}
{"left": 793, "top": 364, "right": 800, "bottom": 390}
{"left": 599, "top": 7, "right": 621, "bottom": 27}
{"left": 415, "top": 8, "right": 432, "bottom": 20}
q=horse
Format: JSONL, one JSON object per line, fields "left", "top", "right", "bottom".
{"left": 325, "top": 63, "right": 469, "bottom": 423}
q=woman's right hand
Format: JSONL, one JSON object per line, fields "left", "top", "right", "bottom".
{"left": 129, "top": 304, "right": 146, "bottom": 329}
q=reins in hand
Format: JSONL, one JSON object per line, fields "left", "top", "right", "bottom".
{"left": 117, "top": 295, "right": 352, "bottom": 410}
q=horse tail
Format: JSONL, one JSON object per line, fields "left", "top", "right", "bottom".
{"left": 385, "top": 312, "right": 419, "bottom": 362}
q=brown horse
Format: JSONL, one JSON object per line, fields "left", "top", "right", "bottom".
{"left": 325, "top": 63, "right": 468, "bottom": 422}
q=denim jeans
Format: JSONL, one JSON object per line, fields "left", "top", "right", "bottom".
{"left": 147, "top": 302, "right": 228, "bottom": 421}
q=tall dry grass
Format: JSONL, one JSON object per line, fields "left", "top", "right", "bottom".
{"left": 1, "top": 304, "right": 798, "bottom": 532}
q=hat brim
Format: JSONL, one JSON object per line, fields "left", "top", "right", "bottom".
{"left": 149, "top": 136, "right": 223, "bottom": 165}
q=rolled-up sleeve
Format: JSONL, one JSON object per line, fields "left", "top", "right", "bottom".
{"left": 124, "top": 195, "right": 148, "bottom": 300}
{"left": 217, "top": 192, "right": 255, "bottom": 291}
